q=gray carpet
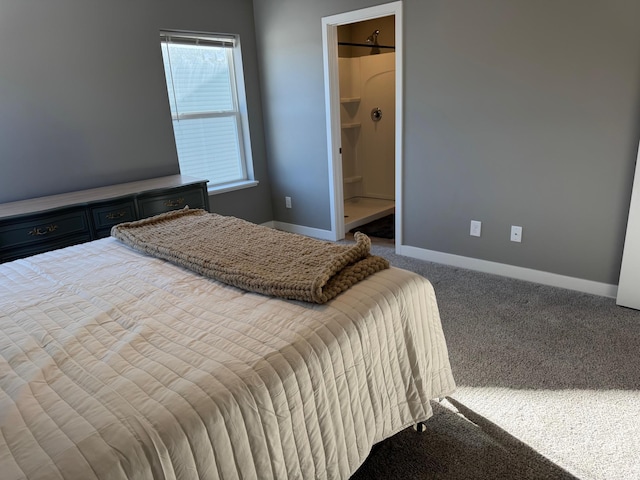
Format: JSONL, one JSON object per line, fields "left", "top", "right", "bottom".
{"left": 350, "top": 243, "right": 640, "bottom": 479}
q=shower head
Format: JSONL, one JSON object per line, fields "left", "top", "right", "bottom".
{"left": 366, "top": 30, "right": 380, "bottom": 44}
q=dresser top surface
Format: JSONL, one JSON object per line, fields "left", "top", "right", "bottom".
{"left": 0, "top": 175, "right": 208, "bottom": 220}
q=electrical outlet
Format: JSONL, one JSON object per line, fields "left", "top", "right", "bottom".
{"left": 470, "top": 220, "right": 481, "bottom": 237}
{"left": 285, "top": 196, "right": 292, "bottom": 209}
{"left": 510, "top": 225, "right": 522, "bottom": 243}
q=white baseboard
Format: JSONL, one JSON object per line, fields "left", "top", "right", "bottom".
{"left": 259, "top": 222, "right": 617, "bottom": 298}
{"left": 397, "top": 244, "right": 618, "bottom": 298}
{"left": 267, "top": 221, "right": 336, "bottom": 241}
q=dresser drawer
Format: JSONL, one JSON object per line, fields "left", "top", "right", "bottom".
{"left": 91, "top": 201, "right": 136, "bottom": 238}
{"left": 137, "top": 186, "right": 207, "bottom": 218}
{"left": 1, "top": 234, "right": 92, "bottom": 263}
{"left": 0, "top": 209, "right": 91, "bottom": 261}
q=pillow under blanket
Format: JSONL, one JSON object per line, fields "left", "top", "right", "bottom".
{"left": 111, "top": 208, "right": 389, "bottom": 304}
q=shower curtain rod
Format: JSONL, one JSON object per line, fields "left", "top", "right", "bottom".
{"left": 338, "top": 41, "right": 395, "bottom": 50}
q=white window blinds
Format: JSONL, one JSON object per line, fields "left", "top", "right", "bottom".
{"left": 160, "top": 31, "right": 252, "bottom": 188}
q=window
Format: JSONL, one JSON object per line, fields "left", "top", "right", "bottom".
{"left": 160, "top": 31, "right": 256, "bottom": 192}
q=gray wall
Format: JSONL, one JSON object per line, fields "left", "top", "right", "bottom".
{"left": 253, "top": 0, "right": 640, "bottom": 284}
{"left": 0, "top": 0, "right": 272, "bottom": 224}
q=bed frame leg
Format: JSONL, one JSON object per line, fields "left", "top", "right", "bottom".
{"left": 413, "top": 398, "right": 447, "bottom": 433}
{"left": 413, "top": 421, "right": 427, "bottom": 433}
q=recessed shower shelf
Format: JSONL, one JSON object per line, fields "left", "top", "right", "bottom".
{"left": 341, "top": 122, "right": 361, "bottom": 129}
{"left": 343, "top": 176, "right": 363, "bottom": 184}
{"left": 340, "top": 97, "right": 361, "bottom": 104}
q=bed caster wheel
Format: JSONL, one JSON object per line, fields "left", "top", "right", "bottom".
{"left": 413, "top": 422, "right": 427, "bottom": 433}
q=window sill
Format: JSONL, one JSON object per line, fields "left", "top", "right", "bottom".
{"left": 207, "top": 180, "right": 259, "bottom": 195}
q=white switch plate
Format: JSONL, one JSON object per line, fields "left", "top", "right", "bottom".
{"left": 510, "top": 225, "right": 522, "bottom": 242}
{"left": 285, "top": 196, "right": 292, "bottom": 209}
{"left": 470, "top": 220, "right": 482, "bottom": 237}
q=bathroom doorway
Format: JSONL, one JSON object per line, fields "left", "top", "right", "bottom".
{"left": 338, "top": 17, "right": 396, "bottom": 236}
{"left": 322, "top": 2, "right": 403, "bottom": 244}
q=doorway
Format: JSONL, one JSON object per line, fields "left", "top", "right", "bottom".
{"left": 339, "top": 17, "right": 396, "bottom": 237}
{"left": 322, "top": 2, "right": 403, "bottom": 244}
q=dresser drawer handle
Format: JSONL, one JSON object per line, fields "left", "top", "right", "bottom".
{"left": 105, "top": 211, "right": 126, "bottom": 220}
{"left": 164, "top": 198, "right": 185, "bottom": 208}
{"left": 28, "top": 225, "right": 58, "bottom": 236}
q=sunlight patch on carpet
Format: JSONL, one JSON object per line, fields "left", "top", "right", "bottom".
{"left": 451, "top": 387, "right": 640, "bottom": 480}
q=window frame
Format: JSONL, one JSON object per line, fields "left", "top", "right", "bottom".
{"left": 160, "top": 30, "right": 258, "bottom": 194}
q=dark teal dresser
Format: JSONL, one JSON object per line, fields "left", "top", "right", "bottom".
{"left": 0, "top": 175, "right": 209, "bottom": 263}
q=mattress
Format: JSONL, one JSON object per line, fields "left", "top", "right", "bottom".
{"left": 0, "top": 238, "right": 455, "bottom": 479}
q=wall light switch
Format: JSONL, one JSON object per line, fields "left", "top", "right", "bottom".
{"left": 285, "top": 196, "right": 292, "bottom": 209}
{"left": 470, "top": 220, "right": 482, "bottom": 237}
{"left": 510, "top": 225, "right": 522, "bottom": 243}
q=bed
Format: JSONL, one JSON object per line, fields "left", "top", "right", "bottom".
{"left": 0, "top": 212, "right": 456, "bottom": 480}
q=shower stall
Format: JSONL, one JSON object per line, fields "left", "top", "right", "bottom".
{"left": 338, "top": 34, "right": 396, "bottom": 234}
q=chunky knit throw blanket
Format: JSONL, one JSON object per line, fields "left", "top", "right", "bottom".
{"left": 111, "top": 208, "right": 389, "bottom": 304}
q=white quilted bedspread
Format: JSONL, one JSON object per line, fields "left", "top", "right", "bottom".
{"left": 0, "top": 238, "right": 455, "bottom": 480}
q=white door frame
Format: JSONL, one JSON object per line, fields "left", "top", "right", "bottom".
{"left": 617, "top": 140, "right": 640, "bottom": 309}
{"left": 322, "top": 1, "right": 403, "bottom": 246}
